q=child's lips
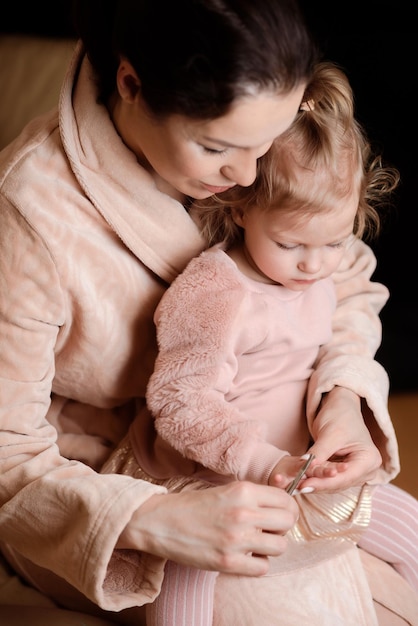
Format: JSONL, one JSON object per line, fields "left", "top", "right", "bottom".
{"left": 292, "top": 278, "right": 318, "bottom": 285}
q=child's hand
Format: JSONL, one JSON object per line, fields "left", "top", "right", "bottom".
{"left": 269, "top": 454, "right": 348, "bottom": 493}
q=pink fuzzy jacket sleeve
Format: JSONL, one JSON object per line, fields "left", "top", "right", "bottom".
{"left": 146, "top": 250, "right": 287, "bottom": 484}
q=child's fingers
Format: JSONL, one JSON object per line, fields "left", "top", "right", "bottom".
{"left": 308, "top": 460, "right": 349, "bottom": 478}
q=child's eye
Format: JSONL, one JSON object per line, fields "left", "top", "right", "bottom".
{"left": 328, "top": 241, "right": 344, "bottom": 249}
{"left": 276, "top": 242, "right": 298, "bottom": 250}
{"left": 202, "top": 146, "right": 228, "bottom": 155}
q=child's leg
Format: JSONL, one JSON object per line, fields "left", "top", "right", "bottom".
{"left": 146, "top": 560, "right": 218, "bottom": 626}
{"left": 357, "top": 483, "right": 418, "bottom": 592}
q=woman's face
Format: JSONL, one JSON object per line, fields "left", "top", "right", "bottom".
{"left": 112, "top": 62, "right": 305, "bottom": 200}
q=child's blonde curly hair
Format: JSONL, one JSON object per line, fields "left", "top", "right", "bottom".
{"left": 192, "top": 61, "right": 399, "bottom": 248}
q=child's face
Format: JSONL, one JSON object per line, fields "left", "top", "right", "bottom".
{"left": 236, "top": 200, "right": 358, "bottom": 290}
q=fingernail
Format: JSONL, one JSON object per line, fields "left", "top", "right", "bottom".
{"left": 300, "top": 453, "right": 310, "bottom": 460}
{"left": 295, "top": 486, "right": 314, "bottom": 494}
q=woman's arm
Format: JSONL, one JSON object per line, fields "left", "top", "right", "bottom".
{"left": 305, "top": 239, "right": 400, "bottom": 489}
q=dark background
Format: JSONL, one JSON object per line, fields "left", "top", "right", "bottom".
{"left": 2, "top": 1, "right": 417, "bottom": 391}
{"left": 300, "top": 1, "right": 417, "bottom": 391}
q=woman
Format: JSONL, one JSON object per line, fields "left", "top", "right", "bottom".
{"left": 0, "top": 1, "right": 414, "bottom": 623}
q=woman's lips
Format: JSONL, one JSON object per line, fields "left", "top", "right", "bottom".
{"left": 201, "top": 183, "right": 235, "bottom": 194}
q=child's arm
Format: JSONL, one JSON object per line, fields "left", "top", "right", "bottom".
{"left": 147, "top": 252, "right": 288, "bottom": 485}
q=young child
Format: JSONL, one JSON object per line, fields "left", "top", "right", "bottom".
{"left": 103, "top": 62, "right": 417, "bottom": 624}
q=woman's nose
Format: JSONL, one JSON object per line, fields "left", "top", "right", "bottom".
{"left": 221, "top": 152, "right": 259, "bottom": 188}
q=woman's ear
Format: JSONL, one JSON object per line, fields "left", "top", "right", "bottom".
{"left": 116, "top": 59, "right": 141, "bottom": 103}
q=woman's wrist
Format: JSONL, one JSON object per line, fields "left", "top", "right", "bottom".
{"left": 116, "top": 493, "right": 166, "bottom": 551}
{"left": 319, "top": 386, "right": 361, "bottom": 411}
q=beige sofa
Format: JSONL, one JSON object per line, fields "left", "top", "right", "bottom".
{"left": 0, "top": 34, "right": 76, "bottom": 150}
{"left": 0, "top": 32, "right": 130, "bottom": 626}
{"left": 0, "top": 32, "right": 417, "bottom": 626}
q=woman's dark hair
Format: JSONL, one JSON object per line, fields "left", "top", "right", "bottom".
{"left": 72, "top": 0, "right": 318, "bottom": 119}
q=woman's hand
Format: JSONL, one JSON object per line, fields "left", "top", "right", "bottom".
{"left": 117, "top": 481, "right": 298, "bottom": 576}
{"left": 303, "top": 386, "right": 382, "bottom": 492}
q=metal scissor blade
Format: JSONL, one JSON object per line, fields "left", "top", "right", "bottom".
{"left": 285, "top": 453, "right": 315, "bottom": 495}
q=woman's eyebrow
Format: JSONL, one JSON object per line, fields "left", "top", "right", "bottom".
{"left": 201, "top": 135, "right": 245, "bottom": 149}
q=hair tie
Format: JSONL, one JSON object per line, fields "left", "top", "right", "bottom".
{"left": 299, "top": 99, "right": 315, "bottom": 112}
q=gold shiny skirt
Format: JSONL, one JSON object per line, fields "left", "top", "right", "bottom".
{"left": 102, "top": 434, "right": 372, "bottom": 544}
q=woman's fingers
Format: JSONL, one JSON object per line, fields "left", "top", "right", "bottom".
{"left": 123, "top": 481, "right": 298, "bottom": 576}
